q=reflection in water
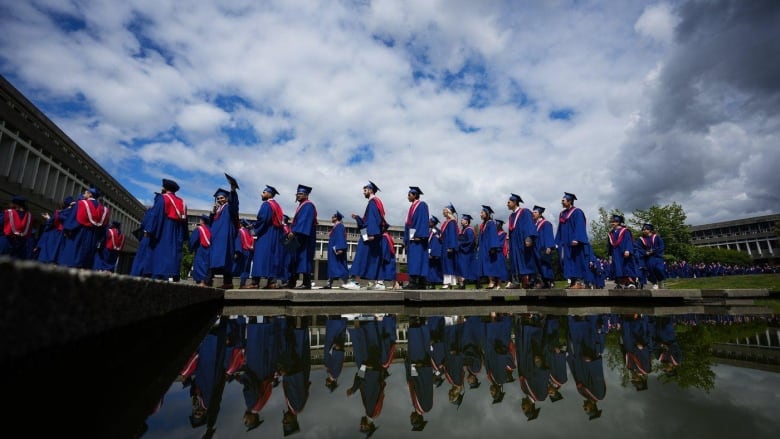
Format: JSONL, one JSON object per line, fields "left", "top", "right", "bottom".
{"left": 141, "top": 312, "right": 778, "bottom": 438}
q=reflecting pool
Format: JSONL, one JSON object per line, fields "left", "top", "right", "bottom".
{"left": 138, "top": 311, "right": 779, "bottom": 439}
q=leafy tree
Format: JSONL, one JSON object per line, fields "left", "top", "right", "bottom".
{"left": 180, "top": 242, "right": 193, "bottom": 280}
{"left": 588, "top": 207, "right": 626, "bottom": 259}
{"left": 629, "top": 203, "right": 692, "bottom": 261}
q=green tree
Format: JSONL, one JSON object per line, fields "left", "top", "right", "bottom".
{"left": 588, "top": 207, "right": 625, "bottom": 259}
{"left": 688, "top": 246, "right": 752, "bottom": 266}
{"left": 180, "top": 241, "right": 193, "bottom": 280}
{"left": 629, "top": 203, "right": 692, "bottom": 261}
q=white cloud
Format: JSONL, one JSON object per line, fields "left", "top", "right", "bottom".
{"left": 635, "top": 3, "right": 679, "bottom": 45}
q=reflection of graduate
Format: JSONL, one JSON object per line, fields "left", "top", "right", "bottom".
{"left": 484, "top": 314, "right": 516, "bottom": 404}
{"left": 567, "top": 315, "right": 606, "bottom": 420}
{"left": 177, "top": 319, "right": 229, "bottom": 436}
{"left": 426, "top": 316, "right": 446, "bottom": 386}
{"left": 441, "top": 317, "right": 469, "bottom": 406}
{"left": 406, "top": 317, "right": 433, "bottom": 431}
{"left": 324, "top": 316, "right": 348, "bottom": 392}
{"left": 515, "top": 314, "right": 549, "bottom": 420}
{"left": 543, "top": 316, "right": 568, "bottom": 401}
{"left": 347, "top": 316, "right": 394, "bottom": 436}
{"left": 461, "top": 316, "right": 486, "bottom": 383}
{"left": 621, "top": 314, "right": 652, "bottom": 391}
{"left": 243, "top": 318, "right": 279, "bottom": 431}
{"left": 277, "top": 317, "right": 311, "bottom": 436}
{"left": 654, "top": 316, "right": 683, "bottom": 376}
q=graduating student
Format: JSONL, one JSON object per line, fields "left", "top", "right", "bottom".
{"left": 543, "top": 316, "right": 568, "bottom": 401}
{"left": 147, "top": 179, "right": 187, "bottom": 281}
{"left": 287, "top": 184, "right": 318, "bottom": 289}
{"left": 495, "top": 220, "right": 509, "bottom": 286}
{"left": 36, "top": 196, "right": 72, "bottom": 264}
{"left": 210, "top": 175, "right": 240, "bottom": 289}
{"left": 129, "top": 199, "right": 156, "bottom": 278}
{"left": 0, "top": 195, "right": 34, "bottom": 259}
{"left": 439, "top": 203, "right": 460, "bottom": 289}
{"left": 233, "top": 318, "right": 279, "bottom": 432}
{"left": 607, "top": 214, "right": 638, "bottom": 288}
{"left": 249, "top": 185, "right": 285, "bottom": 289}
{"left": 506, "top": 193, "right": 538, "bottom": 288}
{"left": 403, "top": 186, "right": 430, "bottom": 289}
{"left": 189, "top": 214, "right": 212, "bottom": 286}
{"left": 637, "top": 223, "right": 667, "bottom": 289}
{"left": 343, "top": 181, "right": 387, "bottom": 290}
{"left": 234, "top": 219, "right": 254, "bottom": 288}
{"left": 621, "top": 314, "right": 652, "bottom": 391}
{"left": 476, "top": 205, "right": 503, "bottom": 289}
{"left": 60, "top": 186, "right": 110, "bottom": 268}
{"left": 555, "top": 192, "right": 590, "bottom": 289}
{"left": 426, "top": 216, "right": 443, "bottom": 288}
{"left": 277, "top": 317, "right": 311, "bottom": 436}
{"left": 532, "top": 205, "right": 556, "bottom": 288}
{"left": 378, "top": 224, "right": 397, "bottom": 290}
{"left": 456, "top": 214, "right": 477, "bottom": 288}
{"left": 324, "top": 211, "right": 349, "bottom": 289}
{"left": 93, "top": 220, "right": 125, "bottom": 272}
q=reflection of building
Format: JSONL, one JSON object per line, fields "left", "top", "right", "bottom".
{"left": 712, "top": 328, "right": 780, "bottom": 373}
{"left": 1, "top": 75, "right": 145, "bottom": 272}
{"left": 690, "top": 214, "right": 780, "bottom": 264}
{"left": 187, "top": 208, "right": 409, "bottom": 281}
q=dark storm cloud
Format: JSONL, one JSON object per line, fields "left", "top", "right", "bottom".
{"left": 614, "top": 0, "right": 780, "bottom": 218}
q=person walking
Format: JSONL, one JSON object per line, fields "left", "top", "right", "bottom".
{"left": 287, "top": 184, "right": 317, "bottom": 289}
{"left": 555, "top": 192, "right": 589, "bottom": 289}
{"left": 403, "top": 186, "right": 430, "bottom": 289}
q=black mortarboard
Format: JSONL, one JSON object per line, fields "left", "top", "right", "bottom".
{"left": 509, "top": 193, "right": 523, "bottom": 203}
{"left": 642, "top": 223, "right": 654, "bottom": 231}
{"left": 62, "top": 195, "right": 74, "bottom": 207}
{"left": 263, "top": 185, "right": 279, "bottom": 196}
{"left": 481, "top": 205, "right": 494, "bottom": 215}
{"left": 491, "top": 389, "right": 505, "bottom": 404}
{"left": 283, "top": 214, "right": 291, "bottom": 223}
{"left": 296, "top": 184, "right": 312, "bottom": 194}
{"left": 446, "top": 203, "right": 456, "bottom": 213}
{"left": 245, "top": 415, "right": 264, "bottom": 432}
{"left": 610, "top": 214, "right": 624, "bottom": 224}
{"left": 132, "top": 227, "right": 144, "bottom": 241}
{"left": 430, "top": 215, "right": 439, "bottom": 225}
{"left": 410, "top": 416, "right": 427, "bottom": 431}
{"left": 563, "top": 192, "right": 577, "bottom": 201}
{"left": 408, "top": 186, "right": 423, "bottom": 195}
{"left": 240, "top": 218, "right": 250, "bottom": 227}
{"left": 162, "top": 178, "right": 180, "bottom": 192}
{"left": 283, "top": 411, "right": 300, "bottom": 436}
{"left": 364, "top": 181, "right": 380, "bottom": 192}
{"left": 588, "top": 408, "right": 603, "bottom": 420}
{"left": 451, "top": 393, "right": 464, "bottom": 409}
{"left": 189, "top": 414, "right": 207, "bottom": 428}
{"left": 87, "top": 186, "right": 101, "bottom": 198}
{"left": 111, "top": 220, "right": 121, "bottom": 229}
{"left": 495, "top": 219, "right": 504, "bottom": 227}
{"left": 461, "top": 214, "right": 473, "bottom": 222}
{"left": 549, "top": 389, "right": 564, "bottom": 402}
{"left": 334, "top": 211, "right": 344, "bottom": 221}
{"left": 11, "top": 195, "right": 27, "bottom": 207}
{"left": 532, "top": 205, "right": 545, "bottom": 214}
{"left": 200, "top": 214, "right": 211, "bottom": 224}
{"left": 214, "top": 188, "right": 230, "bottom": 198}
{"left": 225, "top": 173, "right": 239, "bottom": 189}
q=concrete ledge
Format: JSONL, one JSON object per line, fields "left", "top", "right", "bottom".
{"left": 701, "top": 289, "right": 769, "bottom": 298}
{"left": 1, "top": 258, "right": 222, "bottom": 364}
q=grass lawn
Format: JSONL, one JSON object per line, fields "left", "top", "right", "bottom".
{"left": 663, "top": 273, "right": 780, "bottom": 292}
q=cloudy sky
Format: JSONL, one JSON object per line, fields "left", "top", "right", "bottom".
{"left": 1, "top": 0, "right": 778, "bottom": 228}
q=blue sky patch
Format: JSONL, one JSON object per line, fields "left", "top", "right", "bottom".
{"left": 549, "top": 108, "right": 574, "bottom": 120}
{"left": 347, "top": 144, "right": 374, "bottom": 165}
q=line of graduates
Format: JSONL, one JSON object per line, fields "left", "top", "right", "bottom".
{"left": 1, "top": 189, "right": 128, "bottom": 272}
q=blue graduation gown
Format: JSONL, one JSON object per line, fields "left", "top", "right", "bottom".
{"left": 439, "top": 219, "right": 459, "bottom": 276}
{"left": 209, "top": 189, "right": 239, "bottom": 272}
{"left": 515, "top": 320, "right": 550, "bottom": 402}
{"left": 555, "top": 207, "right": 590, "bottom": 280}
{"left": 251, "top": 200, "right": 285, "bottom": 279}
{"left": 457, "top": 226, "right": 477, "bottom": 280}
{"left": 359, "top": 198, "right": 385, "bottom": 280}
{"left": 188, "top": 225, "right": 211, "bottom": 283}
{"left": 484, "top": 316, "right": 515, "bottom": 385}
{"left": 327, "top": 222, "right": 349, "bottom": 280}
{"left": 404, "top": 200, "right": 430, "bottom": 277}
{"left": 534, "top": 217, "right": 555, "bottom": 280}
{"left": 60, "top": 198, "right": 106, "bottom": 268}
{"left": 443, "top": 323, "right": 466, "bottom": 385}
{"left": 461, "top": 316, "right": 485, "bottom": 374}
{"left": 427, "top": 229, "right": 443, "bottom": 284}
{"left": 279, "top": 321, "right": 311, "bottom": 415}
{"left": 324, "top": 318, "right": 347, "bottom": 382}
{"left": 608, "top": 226, "right": 638, "bottom": 278}
{"left": 508, "top": 207, "right": 538, "bottom": 276}
{"left": 147, "top": 193, "right": 187, "bottom": 279}
{"left": 476, "top": 220, "right": 503, "bottom": 278}
{"left": 290, "top": 200, "right": 317, "bottom": 274}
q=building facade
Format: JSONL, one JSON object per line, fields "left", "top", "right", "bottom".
{"left": 690, "top": 214, "right": 779, "bottom": 264}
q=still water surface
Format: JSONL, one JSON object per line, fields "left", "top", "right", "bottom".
{"left": 138, "top": 311, "right": 779, "bottom": 439}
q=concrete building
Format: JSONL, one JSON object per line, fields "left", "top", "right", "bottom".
{"left": 690, "top": 214, "right": 780, "bottom": 264}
